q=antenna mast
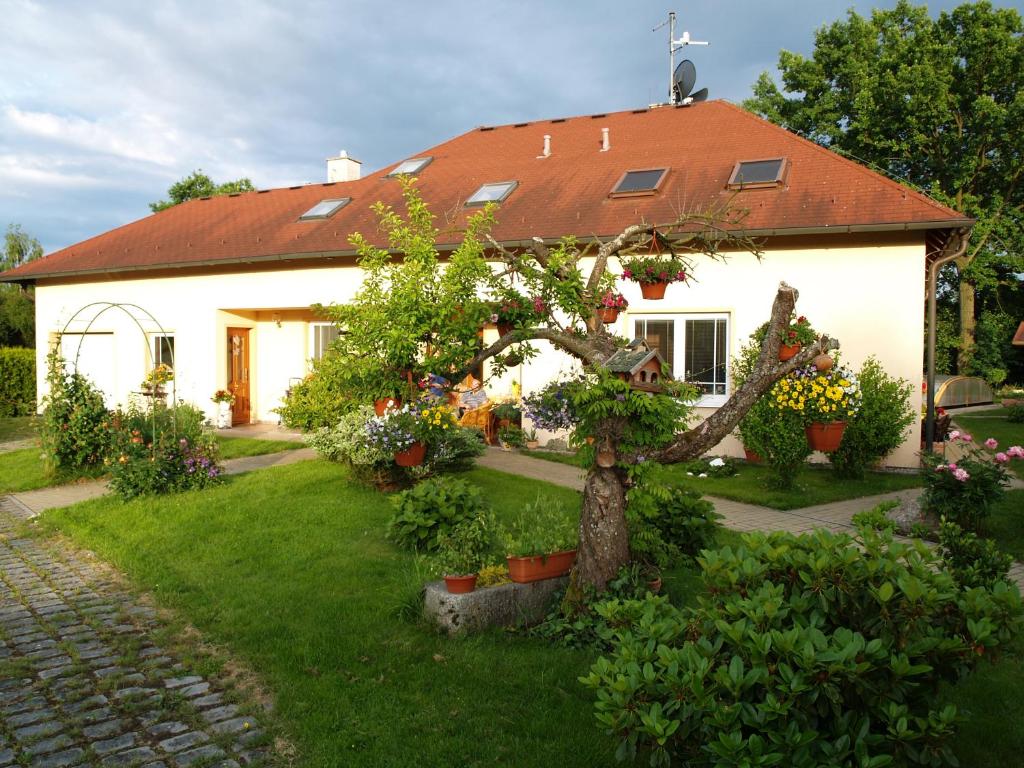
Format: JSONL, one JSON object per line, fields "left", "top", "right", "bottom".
{"left": 653, "top": 10, "right": 708, "bottom": 105}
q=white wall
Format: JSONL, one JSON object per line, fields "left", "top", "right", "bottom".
{"left": 34, "top": 237, "right": 925, "bottom": 464}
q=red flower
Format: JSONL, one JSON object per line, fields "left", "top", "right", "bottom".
{"left": 787, "top": 330, "right": 797, "bottom": 339}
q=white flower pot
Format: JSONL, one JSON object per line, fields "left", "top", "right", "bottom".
{"left": 216, "top": 402, "right": 233, "bottom": 428}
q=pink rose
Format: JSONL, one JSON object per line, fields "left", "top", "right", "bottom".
{"left": 960, "top": 433, "right": 972, "bottom": 442}
{"left": 995, "top": 452, "right": 1009, "bottom": 463}
{"left": 985, "top": 438, "right": 998, "bottom": 449}
{"left": 1007, "top": 445, "right": 1024, "bottom": 458}
{"left": 952, "top": 467, "right": 970, "bottom": 482}
{"left": 948, "top": 430, "right": 960, "bottom": 441}
{"left": 947, "top": 462, "right": 957, "bottom": 471}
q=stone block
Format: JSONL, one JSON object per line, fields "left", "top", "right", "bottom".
{"left": 423, "top": 577, "right": 566, "bottom": 635}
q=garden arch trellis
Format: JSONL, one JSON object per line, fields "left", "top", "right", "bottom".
{"left": 58, "top": 301, "right": 179, "bottom": 435}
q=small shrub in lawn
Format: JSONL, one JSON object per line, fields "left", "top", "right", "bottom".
{"left": 107, "top": 400, "right": 223, "bottom": 499}
{"left": 626, "top": 483, "right": 719, "bottom": 570}
{"left": 1007, "top": 404, "right": 1024, "bottom": 423}
{"left": 581, "top": 528, "right": 1023, "bottom": 768}
{"left": 850, "top": 500, "right": 899, "bottom": 532}
{"left": 39, "top": 345, "right": 112, "bottom": 477}
{"left": 387, "top": 476, "right": 487, "bottom": 552}
{"left": 0, "top": 347, "right": 35, "bottom": 417}
{"left": 680, "top": 455, "right": 738, "bottom": 478}
{"left": 939, "top": 517, "right": 1013, "bottom": 590}
{"left": 830, "top": 357, "right": 915, "bottom": 479}
{"left": 921, "top": 431, "right": 1013, "bottom": 531}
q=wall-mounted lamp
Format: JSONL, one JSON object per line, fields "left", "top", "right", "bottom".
{"left": 271, "top": 313, "right": 282, "bottom": 328}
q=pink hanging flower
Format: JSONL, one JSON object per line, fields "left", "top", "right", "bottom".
{"left": 532, "top": 296, "right": 546, "bottom": 314}
{"left": 658, "top": 271, "right": 669, "bottom": 280}
{"left": 622, "top": 269, "right": 632, "bottom": 279}
{"left": 995, "top": 452, "right": 1009, "bottom": 463}
{"left": 985, "top": 438, "right": 998, "bottom": 449}
{"left": 952, "top": 467, "right": 970, "bottom": 482}
{"left": 676, "top": 270, "right": 686, "bottom": 281}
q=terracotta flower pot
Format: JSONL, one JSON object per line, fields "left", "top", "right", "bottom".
{"left": 639, "top": 281, "right": 668, "bottom": 300}
{"left": 598, "top": 307, "right": 620, "bottom": 323}
{"left": 779, "top": 343, "right": 801, "bottom": 361}
{"left": 647, "top": 577, "right": 663, "bottom": 594}
{"left": 444, "top": 574, "right": 478, "bottom": 594}
{"left": 374, "top": 397, "right": 402, "bottom": 416}
{"left": 525, "top": 440, "right": 540, "bottom": 450}
{"left": 743, "top": 448, "right": 763, "bottom": 464}
{"left": 394, "top": 440, "right": 426, "bottom": 467}
{"left": 812, "top": 353, "right": 834, "bottom": 371}
{"left": 805, "top": 421, "right": 847, "bottom": 452}
{"left": 506, "top": 550, "right": 577, "bottom": 583}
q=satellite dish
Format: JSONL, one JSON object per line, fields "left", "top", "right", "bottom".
{"left": 673, "top": 59, "right": 697, "bottom": 101}
{"left": 689, "top": 87, "right": 709, "bottom": 102}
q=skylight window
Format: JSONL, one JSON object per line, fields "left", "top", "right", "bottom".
{"left": 388, "top": 156, "right": 433, "bottom": 177}
{"left": 727, "top": 158, "right": 786, "bottom": 188}
{"left": 610, "top": 168, "right": 668, "bottom": 196}
{"left": 299, "top": 198, "right": 351, "bottom": 221}
{"left": 466, "top": 181, "right": 518, "bottom": 206}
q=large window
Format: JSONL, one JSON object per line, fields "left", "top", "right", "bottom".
{"left": 309, "top": 323, "right": 340, "bottom": 361}
{"left": 633, "top": 314, "right": 729, "bottom": 405}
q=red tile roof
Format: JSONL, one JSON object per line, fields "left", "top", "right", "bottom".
{"left": 2, "top": 101, "right": 971, "bottom": 282}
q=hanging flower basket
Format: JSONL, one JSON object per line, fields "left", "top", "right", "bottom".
{"left": 805, "top": 421, "right": 847, "bottom": 452}
{"left": 394, "top": 440, "right": 426, "bottom": 467}
{"left": 779, "top": 343, "right": 801, "bottom": 361}
{"left": 599, "top": 308, "right": 621, "bottom": 323}
{"left": 497, "top": 321, "right": 514, "bottom": 337}
{"left": 639, "top": 281, "right": 669, "bottom": 300}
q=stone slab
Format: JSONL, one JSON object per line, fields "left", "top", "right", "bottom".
{"left": 423, "top": 577, "right": 567, "bottom": 635}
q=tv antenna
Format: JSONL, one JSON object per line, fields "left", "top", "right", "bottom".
{"left": 653, "top": 11, "right": 709, "bottom": 105}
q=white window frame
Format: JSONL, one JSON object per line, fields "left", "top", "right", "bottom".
{"left": 308, "top": 322, "right": 340, "bottom": 363}
{"left": 151, "top": 333, "right": 175, "bottom": 369}
{"left": 630, "top": 312, "right": 730, "bottom": 407}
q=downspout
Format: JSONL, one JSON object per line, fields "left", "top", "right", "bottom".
{"left": 925, "top": 228, "right": 969, "bottom": 451}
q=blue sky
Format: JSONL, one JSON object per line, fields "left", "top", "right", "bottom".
{"left": 2, "top": 0, "right": 1021, "bottom": 254}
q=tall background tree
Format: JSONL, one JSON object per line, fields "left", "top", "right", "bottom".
{"left": 149, "top": 170, "right": 256, "bottom": 212}
{"left": 0, "top": 224, "right": 43, "bottom": 347}
{"left": 745, "top": 0, "right": 1024, "bottom": 384}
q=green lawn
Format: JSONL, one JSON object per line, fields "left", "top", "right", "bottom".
{"left": 215, "top": 436, "right": 304, "bottom": 460}
{"left": 985, "top": 489, "right": 1024, "bottom": 561}
{"left": 0, "top": 416, "right": 38, "bottom": 443}
{"left": 952, "top": 411, "right": 1024, "bottom": 478}
{"left": 37, "top": 459, "right": 1024, "bottom": 767}
{"left": 523, "top": 449, "right": 923, "bottom": 509}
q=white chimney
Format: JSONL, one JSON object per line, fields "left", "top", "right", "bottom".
{"left": 540, "top": 134, "right": 551, "bottom": 158}
{"left": 601, "top": 128, "right": 610, "bottom": 152}
{"left": 326, "top": 150, "right": 361, "bottom": 182}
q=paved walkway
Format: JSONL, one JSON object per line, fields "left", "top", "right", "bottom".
{"left": 0, "top": 498, "right": 271, "bottom": 768}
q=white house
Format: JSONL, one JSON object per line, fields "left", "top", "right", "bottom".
{"left": 0, "top": 101, "right": 971, "bottom": 467}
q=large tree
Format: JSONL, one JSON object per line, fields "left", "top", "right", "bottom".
{"left": 0, "top": 224, "right": 43, "bottom": 347}
{"left": 149, "top": 170, "right": 256, "bottom": 212}
{"left": 318, "top": 181, "right": 836, "bottom": 592}
{"left": 745, "top": 0, "right": 1023, "bottom": 375}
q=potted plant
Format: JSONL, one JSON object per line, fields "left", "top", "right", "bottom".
{"left": 491, "top": 402, "right": 522, "bottom": 426}
{"left": 365, "top": 405, "right": 423, "bottom": 466}
{"left": 502, "top": 495, "right": 578, "bottom": 583}
{"left": 779, "top": 314, "right": 816, "bottom": 360}
{"left": 141, "top": 363, "right": 173, "bottom": 398}
{"left": 498, "top": 425, "right": 526, "bottom": 451}
{"left": 597, "top": 292, "right": 629, "bottom": 323}
{"left": 435, "top": 510, "right": 495, "bottom": 594}
{"left": 620, "top": 253, "right": 690, "bottom": 300}
{"left": 490, "top": 290, "right": 543, "bottom": 336}
{"left": 773, "top": 362, "right": 861, "bottom": 452}
{"left": 211, "top": 389, "right": 235, "bottom": 428}
{"left": 524, "top": 428, "right": 540, "bottom": 450}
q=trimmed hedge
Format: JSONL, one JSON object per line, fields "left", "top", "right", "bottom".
{"left": 0, "top": 347, "right": 36, "bottom": 417}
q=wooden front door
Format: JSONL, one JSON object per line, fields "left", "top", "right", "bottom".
{"left": 227, "top": 328, "right": 251, "bottom": 425}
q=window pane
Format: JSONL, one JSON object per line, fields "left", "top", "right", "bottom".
{"left": 634, "top": 319, "right": 674, "bottom": 369}
{"left": 684, "top": 318, "right": 727, "bottom": 395}
{"left": 613, "top": 168, "right": 667, "bottom": 194}
{"left": 730, "top": 159, "right": 783, "bottom": 185}
{"left": 312, "top": 325, "right": 340, "bottom": 360}
{"left": 155, "top": 336, "right": 175, "bottom": 368}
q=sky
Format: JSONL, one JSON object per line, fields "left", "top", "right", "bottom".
{"left": 2, "top": 0, "right": 1022, "bottom": 255}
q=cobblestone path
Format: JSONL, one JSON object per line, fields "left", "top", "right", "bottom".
{"left": 0, "top": 498, "right": 272, "bottom": 768}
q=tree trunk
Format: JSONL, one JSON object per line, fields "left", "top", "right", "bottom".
{"left": 573, "top": 466, "right": 630, "bottom": 593}
{"left": 956, "top": 266, "right": 976, "bottom": 372}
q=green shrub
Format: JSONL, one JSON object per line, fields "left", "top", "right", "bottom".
{"left": 0, "top": 347, "right": 35, "bottom": 417}
{"left": 680, "top": 455, "right": 738, "bottom": 478}
{"left": 939, "top": 518, "right": 1013, "bottom": 589}
{"left": 387, "top": 476, "right": 487, "bottom": 552}
{"left": 582, "top": 528, "right": 1022, "bottom": 768}
{"left": 433, "top": 509, "right": 498, "bottom": 576}
{"left": 850, "top": 500, "right": 899, "bottom": 532}
{"left": 107, "top": 400, "right": 223, "bottom": 499}
{"left": 501, "top": 493, "right": 578, "bottom": 557}
{"left": 921, "top": 434, "right": 1010, "bottom": 532}
{"left": 1007, "top": 403, "right": 1024, "bottom": 423}
{"left": 39, "top": 346, "right": 111, "bottom": 477}
{"left": 627, "top": 483, "right": 719, "bottom": 570}
{"left": 830, "top": 357, "right": 915, "bottom": 479}
{"left": 275, "top": 353, "right": 358, "bottom": 431}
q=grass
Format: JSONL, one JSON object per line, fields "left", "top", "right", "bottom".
{"left": 0, "top": 436, "right": 303, "bottom": 495}
{"left": 215, "top": 436, "right": 304, "bottom": 460}
{"left": 523, "top": 449, "right": 923, "bottom": 510}
{"left": 37, "top": 459, "right": 1024, "bottom": 767}
{"left": 0, "top": 416, "right": 38, "bottom": 443}
{"left": 984, "top": 489, "right": 1024, "bottom": 561}
{"left": 951, "top": 411, "right": 1024, "bottom": 478}
{"left": 40, "top": 461, "right": 614, "bottom": 767}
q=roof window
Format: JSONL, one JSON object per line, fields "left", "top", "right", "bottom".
{"left": 466, "top": 181, "right": 518, "bottom": 206}
{"left": 388, "top": 156, "right": 433, "bottom": 177}
{"left": 727, "top": 158, "right": 787, "bottom": 188}
{"left": 299, "top": 198, "right": 351, "bottom": 221}
{"left": 610, "top": 168, "right": 668, "bottom": 196}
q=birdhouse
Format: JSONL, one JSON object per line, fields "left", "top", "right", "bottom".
{"left": 604, "top": 339, "right": 669, "bottom": 393}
